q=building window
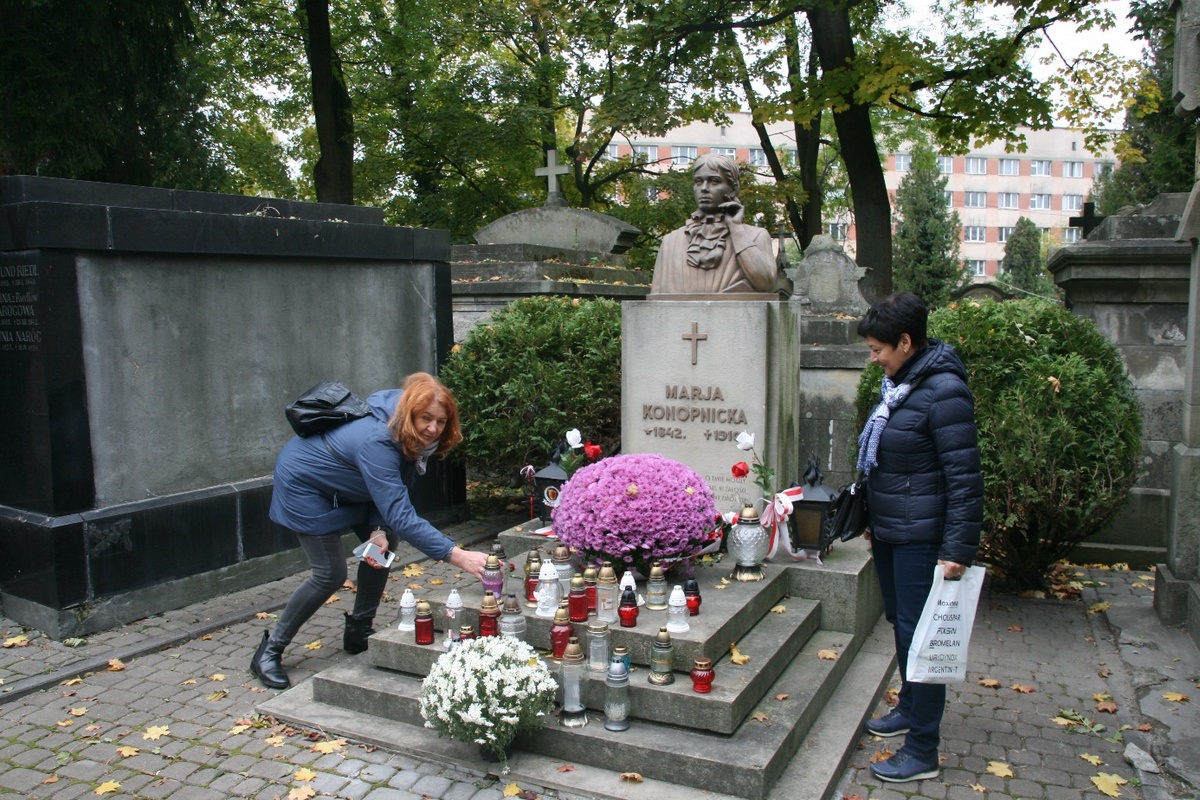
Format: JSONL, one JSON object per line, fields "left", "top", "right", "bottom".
{"left": 749, "top": 148, "right": 768, "bottom": 167}
{"left": 967, "top": 259, "right": 986, "bottom": 276}
{"left": 998, "top": 192, "right": 1019, "bottom": 209}
{"left": 894, "top": 153, "right": 911, "bottom": 172}
{"left": 964, "top": 191, "right": 987, "bottom": 208}
{"left": 964, "top": 226, "right": 986, "bottom": 242}
{"left": 1063, "top": 194, "right": 1083, "bottom": 212}
{"left": 1096, "top": 161, "right": 1114, "bottom": 177}
{"left": 828, "top": 222, "right": 849, "bottom": 240}
{"left": 631, "top": 144, "right": 655, "bottom": 163}
{"left": 1064, "top": 161, "right": 1084, "bottom": 178}
{"left": 599, "top": 144, "right": 619, "bottom": 162}
{"left": 999, "top": 158, "right": 1020, "bottom": 176}
{"left": 965, "top": 157, "right": 987, "bottom": 175}
{"left": 1030, "top": 159, "right": 1052, "bottom": 176}
{"left": 710, "top": 147, "right": 736, "bottom": 158}
{"left": 1030, "top": 193, "right": 1052, "bottom": 210}
{"left": 1063, "top": 227, "right": 1081, "bottom": 244}
{"left": 943, "top": 191, "right": 954, "bottom": 208}
{"left": 998, "top": 226, "right": 1015, "bottom": 243}
{"left": 671, "top": 146, "right": 698, "bottom": 165}
{"left": 936, "top": 155, "right": 953, "bottom": 173}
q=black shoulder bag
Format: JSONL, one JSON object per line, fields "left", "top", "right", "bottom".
{"left": 285, "top": 381, "right": 371, "bottom": 437}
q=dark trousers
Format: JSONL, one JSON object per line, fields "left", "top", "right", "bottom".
{"left": 873, "top": 538, "right": 945, "bottom": 761}
{"left": 270, "top": 524, "right": 399, "bottom": 647}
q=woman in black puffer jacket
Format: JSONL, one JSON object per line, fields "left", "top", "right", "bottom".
{"left": 856, "top": 293, "right": 984, "bottom": 784}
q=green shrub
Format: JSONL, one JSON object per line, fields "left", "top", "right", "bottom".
{"left": 441, "top": 297, "right": 622, "bottom": 483}
{"left": 853, "top": 298, "right": 1142, "bottom": 590}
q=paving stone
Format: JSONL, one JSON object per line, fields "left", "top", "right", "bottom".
{"left": 365, "top": 789, "right": 421, "bottom": 800}
{"left": 411, "top": 773, "right": 454, "bottom": 798}
{"left": 469, "top": 788, "right": 505, "bottom": 800}
{"left": 0, "top": 765, "right": 49, "bottom": 792}
{"left": 390, "top": 769, "right": 423, "bottom": 790}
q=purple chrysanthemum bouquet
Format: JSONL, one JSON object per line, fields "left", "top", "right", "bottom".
{"left": 551, "top": 453, "right": 720, "bottom": 575}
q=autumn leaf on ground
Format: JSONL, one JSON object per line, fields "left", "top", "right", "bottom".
{"left": 729, "top": 643, "right": 750, "bottom": 665}
{"left": 209, "top": 673, "right": 226, "bottom": 681}
{"left": 1008, "top": 624, "right": 1023, "bottom": 631}
{"left": 1094, "top": 692, "right": 1112, "bottom": 703}
{"left": 1091, "top": 772, "right": 1128, "bottom": 797}
{"left": 713, "top": 583, "right": 727, "bottom": 590}
{"left": 324, "top": 594, "right": 340, "bottom": 604}
{"left": 869, "top": 748, "right": 895, "bottom": 763}
{"left": 255, "top": 611, "right": 276, "bottom": 619}
{"left": 69, "top": 707, "right": 87, "bottom": 716}
{"left": 979, "top": 678, "right": 1001, "bottom": 689}
{"left": 200, "top": 634, "right": 212, "bottom": 640}
{"left": 970, "top": 783, "right": 986, "bottom": 792}
{"left": 503, "top": 783, "right": 521, "bottom": 797}
{"left": 408, "top": 582, "right": 423, "bottom": 590}
{"left": 304, "top": 640, "right": 322, "bottom": 651}
{"left": 56, "top": 720, "right": 74, "bottom": 727}
{"left": 1096, "top": 701, "right": 1118, "bottom": 713}
{"left": 142, "top": 725, "right": 169, "bottom": 741}
{"left": 116, "top": 746, "right": 139, "bottom": 758}
{"left": 1163, "top": 691, "right": 1190, "bottom": 703}
{"left": 750, "top": 711, "right": 769, "bottom": 724}
{"left": 775, "top": 693, "right": 790, "bottom": 701}
{"left": 557, "top": 764, "right": 575, "bottom": 773}
{"left": 206, "top": 689, "right": 228, "bottom": 701}
{"left": 288, "top": 788, "right": 316, "bottom": 800}
{"left": 1089, "top": 601, "right": 1112, "bottom": 614}
{"left": 179, "top": 679, "right": 197, "bottom": 685}
{"left": 430, "top": 578, "right": 444, "bottom": 585}
{"left": 817, "top": 649, "right": 839, "bottom": 661}
{"left": 770, "top": 605, "right": 786, "bottom": 613}
{"left": 1081, "top": 754, "right": 1104, "bottom": 766}
{"left": 106, "top": 659, "right": 125, "bottom": 672}
{"left": 986, "top": 761, "right": 1014, "bottom": 778}
{"left": 266, "top": 735, "right": 286, "bottom": 747}
{"left": 311, "top": 738, "right": 347, "bottom": 754}
{"left": 230, "top": 724, "right": 251, "bottom": 735}
{"left": 94, "top": 781, "right": 121, "bottom": 795}
{"left": 1136, "top": 723, "right": 1153, "bottom": 731}
{"left": 294, "top": 768, "right": 318, "bottom": 782}
{"left": 3, "top": 634, "right": 29, "bottom": 648}
{"left": 1131, "top": 582, "right": 1147, "bottom": 589}
{"left": 43, "top": 774, "right": 59, "bottom": 784}
{"left": 401, "top": 563, "right": 424, "bottom": 577}
{"left": 1011, "top": 684, "right": 1035, "bottom": 694}
{"left": 619, "top": 773, "right": 644, "bottom": 782}
{"left": 61, "top": 678, "right": 83, "bottom": 687}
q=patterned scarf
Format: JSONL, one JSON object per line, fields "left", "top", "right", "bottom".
{"left": 855, "top": 376, "right": 914, "bottom": 475}
{"left": 684, "top": 211, "right": 729, "bottom": 271}
{"left": 415, "top": 441, "right": 439, "bottom": 476}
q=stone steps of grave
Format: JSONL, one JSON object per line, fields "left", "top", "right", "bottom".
{"left": 295, "top": 626, "right": 856, "bottom": 800}
{"left": 351, "top": 591, "right": 818, "bottom": 735}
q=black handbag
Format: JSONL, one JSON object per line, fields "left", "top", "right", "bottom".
{"left": 826, "top": 475, "right": 869, "bottom": 542}
{"left": 285, "top": 381, "right": 371, "bottom": 437}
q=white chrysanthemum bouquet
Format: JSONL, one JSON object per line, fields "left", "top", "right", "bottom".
{"left": 419, "top": 636, "right": 557, "bottom": 767}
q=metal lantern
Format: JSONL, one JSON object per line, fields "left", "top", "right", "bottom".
{"left": 790, "top": 456, "right": 838, "bottom": 556}
{"left": 533, "top": 460, "right": 569, "bottom": 524}
{"left": 727, "top": 503, "right": 769, "bottom": 581}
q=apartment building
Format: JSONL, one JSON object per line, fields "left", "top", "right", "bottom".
{"left": 611, "top": 115, "right": 1116, "bottom": 282}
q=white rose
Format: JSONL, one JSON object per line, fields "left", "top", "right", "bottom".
{"left": 566, "top": 428, "right": 583, "bottom": 449}
{"left": 735, "top": 431, "right": 755, "bottom": 451}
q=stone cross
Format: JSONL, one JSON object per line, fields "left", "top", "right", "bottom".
{"left": 681, "top": 321, "right": 707, "bottom": 365}
{"left": 1069, "top": 201, "right": 1105, "bottom": 239}
{"left": 535, "top": 149, "right": 570, "bottom": 208}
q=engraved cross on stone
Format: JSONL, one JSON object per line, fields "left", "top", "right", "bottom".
{"left": 682, "top": 321, "right": 708, "bottom": 365}
{"left": 534, "top": 149, "right": 570, "bottom": 208}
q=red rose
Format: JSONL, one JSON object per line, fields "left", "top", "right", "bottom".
{"left": 584, "top": 442, "right": 602, "bottom": 460}
{"left": 731, "top": 461, "right": 750, "bottom": 478}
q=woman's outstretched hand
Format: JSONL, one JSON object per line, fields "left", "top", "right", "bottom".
{"left": 448, "top": 546, "right": 489, "bottom": 580}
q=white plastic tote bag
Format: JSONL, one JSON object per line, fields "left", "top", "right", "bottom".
{"left": 906, "top": 565, "right": 986, "bottom": 683}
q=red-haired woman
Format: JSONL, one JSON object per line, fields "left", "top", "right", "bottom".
{"left": 252, "top": 373, "right": 488, "bottom": 689}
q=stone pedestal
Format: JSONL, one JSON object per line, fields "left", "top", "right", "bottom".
{"left": 621, "top": 300, "right": 801, "bottom": 513}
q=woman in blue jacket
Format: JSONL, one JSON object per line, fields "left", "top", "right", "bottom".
{"left": 251, "top": 372, "right": 488, "bottom": 690}
{"left": 856, "top": 293, "right": 984, "bottom": 783}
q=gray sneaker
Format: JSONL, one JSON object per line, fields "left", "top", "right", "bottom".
{"left": 871, "top": 750, "right": 939, "bottom": 783}
{"left": 865, "top": 708, "right": 910, "bottom": 737}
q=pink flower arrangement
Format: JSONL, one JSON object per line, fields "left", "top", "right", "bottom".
{"left": 551, "top": 453, "right": 720, "bottom": 574}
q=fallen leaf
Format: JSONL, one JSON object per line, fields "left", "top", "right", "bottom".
{"left": 770, "top": 605, "right": 786, "bottom": 613}
{"left": 430, "top": 578, "right": 444, "bottom": 585}
{"left": 83, "top": 723, "right": 101, "bottom": 733}
{"left": 324, "top": 595, "right": 340, "bottom": 604}
{"left": 311, "top": 738, "right": 347, "bottom": 754}
{"left": 69, "top": 707, "right": 87, "bottom": 716}
{"left": 1007, "top": 624, "right": 1023, "bottom": 632}
{"left": 978, "top": 678, "right": 1001, "bottom": 688}
{"left": 1099, "top": 668, "right": 1112, "bottom": 678}
{"left": 266, "top": 735, "right": 286, "bottom": 747}
{"left": 294, "top": 768, "right": 318, "bottom": 782}
{"left": 106, "top": 659, "right": 125, "bottom": 672}
{"left": 1131, "top": 582, "right": 1147, "bottom": 589}
{"left": 817, "top": 649, "right": 839, "bottom": 661}
{"left": 1010, "top": 684, "right": 1035, "bottom": 694}
{"left": 1096, "top": 701, "right": 1118, "bottom": 714}
{"left": 43, "top": 774, "right": 59, "bottom": 784}
{"left": 230, "top": 724, "right": 251, "bottom": 735}
{"left": 1163, "top": 691, "right": 1190, "bottom": 703}
{"left": 142, "top": 725, "right": 169, "bottom": 741}
{"left": 713, "top": 583, "right": 727, "bottom": 590}
{"left": 869, "top": 748, "right": 895, "bottom": 763}
{"left": 304, "top": 640, "right": 322, "bottom": 651}
{"left": 209, "top": 673, "right": 226, "bottom": 682}
{"left": 61, "top": 678, "right": 83, "bottom": 687}
{"left": 179, "top": 679, "right": 197, "bottom": 685}
{"left": 843, "top": 795, "right": 865, "bottom": 800}
{"left": 730, "top": 643, "right": 750, "bottom": 665}
{"left": 116, "top": 746, "right": 139, "bottom": 758}
{"left": 969, "top": 783, "right": 986, "bottom": 792}
{"left": 1095, "top": 692, "right": 1113, "bottom": 702}
{"left": 557, "top": 764, "right": 575, "bottom": 773}
{"left": 56, "top": 720, "right": 74, "bottom": 728}
{"left": 1136, "top": 723, "right": 1153, "bottom": 732}
{"left": 1051, "top": 716, "right": 1075, "bottom": 726}
{"left": 1091, "top": 772, "right": 1128, "bottom": 797}
{"left": 288, "top": 788, "right": 316, "bottom": 800}
{"left": 503, "top": 783, "right": 521, "bottom": 797}
{"left": 1081, "top": 754, "right": 1104, "bottom": 766}
{"left": 775, "top": 693, "right": 790, "bottom": 701}
{"left": 751, "top": 712, "right": 769, "bottom": 723}
{"left": 94, "top": 781, "right": 121, "bottom": 795}
{"left": 3, "top": 634, "right": 29, "bottom": 648}
{"left": 402, "top": 563, "right": 424, "bottom": 577}
{"left": 1088, "top": 601, "right": 1112, "bottom": 614}
{"left": 255, "top": 611, "right": 275, "bottom": 619}
{"left": 408, "top": 582, "right": 423, "bottom": 590}
{"left": 200, "top": 634, "right": 213, "bottom": 640}
{"left": 986, "top": 761, "right": 1014, "bottom": 778}
{"left": 619, "top": 773, "right": 644, "bottom": 783}
{"left": 206, "top": 689, "right": 228, "bottom": 701}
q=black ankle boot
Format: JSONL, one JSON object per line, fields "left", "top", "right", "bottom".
{"left": 343, "top": 613, "right": 376, "bottom": 654}
{"left": 250, "top": 630, "right": 290, "bottom": 689}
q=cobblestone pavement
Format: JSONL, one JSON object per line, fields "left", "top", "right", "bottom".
{"left": 1, "top": 519, "right": 1196, "bottom": 800}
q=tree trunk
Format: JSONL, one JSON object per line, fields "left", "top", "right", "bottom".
{"left": 785, "top": 16, "right": 823, "bottom": 249}
{"left": 300, "top": 0, "right": 354, "bottom": 204}
{"left": 807, "top": 5, "right": 891, "bottom": 301}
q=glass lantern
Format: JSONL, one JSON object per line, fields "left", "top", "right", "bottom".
{"left": 727, "top": 503, "right": 769, "bottom": 581}
{"left": 560, "top": 637, "right": 588, "bottom": 728}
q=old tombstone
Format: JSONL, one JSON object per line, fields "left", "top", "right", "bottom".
{"left": 790, "top": 234, "right": 869, "bottom": 316}
{"left": 0, "top": 176, "right": 462, "bottom": 637}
